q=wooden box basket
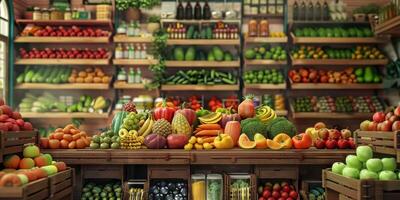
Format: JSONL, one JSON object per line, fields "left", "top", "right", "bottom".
{"left": 354, "top": 130, "right": 400, "bottom": 162}
{"left": 323, "top": 169, "right": 400, "bottom": 200}
{"left": 0, "top": 177, "right": 49, "bottom": 200}
{"left": 0, "top": 130, "right": 38, "bottom": 163}
{"left": 224, "top": 174, "right": 257, "bottom": 200}
{"left": 49, "top": 168, "right": 75, "bottom": 200}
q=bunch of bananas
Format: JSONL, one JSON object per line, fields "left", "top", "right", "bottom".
{"left": 198, "top": 112, "right": 222, "bottom": 124}
{"left": 129, "top": 188, "right": 144, "bottom": 200}
{"left": 137, "top": 115, "right": 154, "bottom": 137}
{"left": 119, "top": 130, "right": 145, "bottom": 149}
{"left": 256, "top": 105, "right": 277, "bottom": 123}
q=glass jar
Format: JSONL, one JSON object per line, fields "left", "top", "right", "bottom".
{"left": 192, "top": 174, "right": 206, "bottom": 200}
{"left": 248, "top": 19, "right": 258, "bottom": 37}
{"left": 50, "top": 8, "right": 60, "bottom": 20}
{"left": 259, "top": 19, "right": 269, "bottom": 37}
{"left": 64, "top": 8, "right": 72, "bottom": 20}
{"left": 41, "top": 8, "right": 50, "bottom": 20}
{"left": 207, "top": 174, "right": 223, "bottom": 200}
{"left": 33, "top": 7, "right": 42, "bottom": 20}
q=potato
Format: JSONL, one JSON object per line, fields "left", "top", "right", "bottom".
{"left": 76, "top": 77, "right": 84, "bottom": 83}
{"left": 78, "top": 71, "right": 87, "bottom": 78}
{"left": 93, "top": 77, "right": 102, "bottom": 83}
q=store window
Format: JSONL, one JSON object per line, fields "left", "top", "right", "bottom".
{"left": 0, "top": 0, "right": 8, "bottom": 100}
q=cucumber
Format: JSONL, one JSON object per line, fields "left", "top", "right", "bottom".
{"left": 222, "top": 77, "right": 235, "bottom": 84}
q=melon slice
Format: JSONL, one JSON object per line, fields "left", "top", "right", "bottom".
{"left": 238, "top": 134, "right": 256, "bottom": 149}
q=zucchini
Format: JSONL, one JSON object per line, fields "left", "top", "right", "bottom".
{"left": 222, "top": 78, "right": 235, "bottom": 84}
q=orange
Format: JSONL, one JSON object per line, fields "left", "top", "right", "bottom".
{"left": 272, "top": 133, "right": 292, "bottom": 149}
{"left": 238, "top": 134, "right": 256, "bottom": 149}
{"left": 266, "top": 139, "right": 283, "bottom": 150}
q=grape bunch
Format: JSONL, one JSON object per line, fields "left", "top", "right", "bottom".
{"left": 121, "top": 112, "right": 148, "bottom": 131}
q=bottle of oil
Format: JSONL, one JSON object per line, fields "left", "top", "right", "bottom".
{"left": 176, "top": 0, "right": 184, "bottom": 20}
{"left": 203, "top": 0, "right": 211, "bottom": 19}
{"left": 293, "top": 0, "right": 299, "bottom": 21}
{"left": 185, "top": 0, "right": 193, "bottom": 20}
{"left": 299, "top": 0, "right": 306, "bottom": 21}
{"left": 306, "top": 0, "right": 314, "bottom": 21}
{"left": 315, "top": 0, "right": 322, "bottom": 21}
{"left": 194, "top": 0, "right": 202, "bottom": 20}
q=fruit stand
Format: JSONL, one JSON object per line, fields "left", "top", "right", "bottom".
{"left": 0, "top": 0, "right": 400, "bottom": 200}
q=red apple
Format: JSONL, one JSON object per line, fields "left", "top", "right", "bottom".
{"left": 368, "top": 121, "right": 378, "bottom": 131}
{"left": 314, "top": 122, "right": 326, "bottom": 130}
{"left": 282, "top": 185, "right": 290, "bottom": 192}
{"left": 272, "top": 191, "right": 280, "bottom": 199}
{"left": 262, "top": 190, "right": 271, "bottom": 198}
{"left": 318, "top": 128, "right": 329, "bottom": 140}
{"left": 289, "top": 191, "right": 298, "bottom": 198}
{"left": 348, "top": 137, "right": 356, "bottom": 149}
{"left": 280, "top": 182, "right": 289, "bottom": 187}
{"left": 386, "top": 112, "right": 394, "bottom": 120}
{"left": 272, "top": 183, "right": 281, "bottom": 191}
{"left": 338, "top": 139, "right": 350, "bottom": 149}
{"left": 277, "top": 198, "right": 285, "bottom": 200}
{"left": 166, "top": 134, "right": 188, "bottom": 149}
{"left": 325, "top": 139, "right": 338, "bottom": 149}
{"left": 286, "top": 198, "right": 294, "bottom": 200}
{"left": 259, "top": 197, "right": 266, "bottom": 200}
{"left": 381, "top": 120, "right": 393, "bottom": 131}
{"left": 314, "top": 138, "right": 326, "bottom": 149}
{"left": 340, "top": 129, "right": 352, "bottom": 139}
{"left": 394, "top": 106, "right": 400, "bottom": 117}
{"left": 392, "top": 121, "right": 400, "bottom": 131}
{"left": 373, "top": 112, "right": 385, "bottom": 123}
{"left": 267, "top": 197, "right": 275, "bottom": 200}
{"left": 328, "top": 129, "right": 341, "bottom": 140}
{"left": 280, "top": 191, "right": 289, "bottom": 198}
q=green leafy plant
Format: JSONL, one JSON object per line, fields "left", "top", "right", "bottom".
{"left": 152, "top": 29, "right": 168, "bottom": 58}
{"left": 116, "top": 0, "right": 160, "bottom": 11}
{"left": 146, "top": 29, "right": 168, "bottom": 90}
{"left": 148, "top": 15, "right": 160, "bottom": 23}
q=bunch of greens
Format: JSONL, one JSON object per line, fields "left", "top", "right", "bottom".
{"left": 116, "top": 0, "right": 160, "bottom": 11}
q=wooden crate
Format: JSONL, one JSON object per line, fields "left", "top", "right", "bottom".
{"left": 323, "top": 169, "right": 400, "bottom": 200}
{"left": 299, "top": 180, "right": 323, "bottom": 200}
{"left": 255, "top": 166, "right": 299, "bottom": 188}
{"left": 0, "top": 177, "right": 49, "bottom": 200}
{"left": 82, "top": 165, "right": 124, "bottom": 180}
{"left": 147, "top": 165, "right": 190, "bottom": 180}
{"left": 0, "top": 131, "right": 38, "bottom": 162}
{"left": 48, "top": 168, "right": 75, "bottom": 200}
{"left": 225, "top": 174, "right": 257, "bottom": 200}
{"left": 354, "top": 130, "right": 400, "bottom": 162}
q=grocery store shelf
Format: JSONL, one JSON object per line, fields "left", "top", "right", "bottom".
{"left": 291, "top": 58, "right": 388, "bottom": 66}
{"left": 113, "top": 59, "right": 158, "bottom": 65}
{"left": 290, "top": 33, "right": 389, "bottom": 44}
{"left": 167, "top": 39, "right": 240, "bottom": 45}
{"left": 375, "top": 16, "right": 400, "bottom": 35}
{"left": 292, "top": 20, "right": 370, "bottom": 25}
{"left": 165, "top": 61, "right": 240, "bottom": 68}
{"left": 14, "top": 36, "right": 110, "bottom": 43}
{"left": 243, "top": 14, "right": 284, "bottom": 18}
{"left": 113, "top": 35, "right": 154, "bottom": 43}
{"left": 245, "top": 37, "right": 288, "bottom": 43}
{"left": 161, "top": 19, "right": 241, "bottom": 24}
{"left": 113, "top": 82, "right": 147, "bottom": 89}
{"left": 15, "top": 58, "right": 110, "bottom": 65}
{"left": 276, "top": 110, "right": 288, "bottom": 116}
{"left": 15, "top": 83, "right": 110, "bottom": 90}
{"left": 20, "top": 112, "right": 109, "bottom": 119}
{"left": 15, "top": 19, "right": 113, "bottom": 28}
{"left": 161, "top": 84, "right": 239, "bottom": 91}
{"left": 292, "top": 112, "right": 373, "bottom": 119}
{"left": 290, "top": 83, "right": 385, "bottom": 90}
{"left": 244, "top": 83, "right": 287, "bottom": 90}
{"left": 245, "top": 60, "right": 287, "bottom": 66}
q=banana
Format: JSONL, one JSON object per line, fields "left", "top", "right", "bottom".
{"left": 138, "top": 116, "right": 151, "bottom": 135}
{"left": 199, "top": 112, "right": 222, "bottom": 124}
{"left": 142, "top": 117, "right": 154, "bottom": 137}
{"left": 93, "top": 96, "right": 106, "bottom": 110}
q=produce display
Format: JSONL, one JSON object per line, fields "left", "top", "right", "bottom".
{"left": 289, "top": 67, "right": 382, "bottom": 84}
{"left": 244, "top": 45, "right": 287, "bottom": 61}
{"left": 293, "top": 26, "right": 373, "bottom": 37}
{"left": 18, "top": 93, "right": 110, "bottom": 113}
{"left": 304, "top": 122, "right": 355, "bottom": 149}
{"left": 1, "top": 144, "right": 67, "bottom": 186}
{"left": 304, "top": 186, "right": 325, "bottom": 200}
{"left": 148, "top": 180, "right": 188, "bottom": 200}
{"left": 291, "top": 45, "right": 385, "bottom": 60}
{"left": 0, "top": 99, "right": 33, "bottom": 131}
{"left": 40, "top": 124, "right": 90, "bottom": 149}
{"left": 331, "top": 146, "right": 400, "bottom": 180}
{"left": 90, "top": 130, "right": 120, "bottom": 149}
{"left": 171, "top": 46, "right": 236, "bottom": 61}
{"left": 81, "top": 182, "right": 122, "bottom": 200}
{"left": 165, "top": 70, "right": 237, "bottom": 85}
{"left": 68, "top": 67, "right": 111, "bottom": 84}
{"left": 359, "top": 105, "right": 400, "bottom": 131}
{"left": 18, "top": 47, "right": 109, "bottom": 59}
{"left": 254, "top": 95, "right": 286, "bottom": 111}
{"left": 293, "top": 96, "right": 384, "bottom": 113}
{"left": 129, "top": 187, "right": 145, "bottom": 200}
{"left": 257, "top": 181, "right": 298, "bottom": 200}
{"left": 166, "top": 22, "right": 239, "bottom": 39}
{"left": 244, "top": 69, "right": 285, "bottom": 84}
{"left": 20, "top": 25, "right": 110, "bottom": 37}
{"left": 230, "top": 178, "right": 251, "bottom": 200}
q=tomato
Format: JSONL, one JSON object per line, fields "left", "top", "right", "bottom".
{"left": 49, "top": 139, "right": 60, "bottom": 149}
{"left": 292, "top": 133, "right": 312, "bottom": 149}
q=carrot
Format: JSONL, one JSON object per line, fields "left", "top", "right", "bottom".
{"left": 201, "top": 137, "right": 216, "bottom": 143}
{"left": 195, "top": 130, "right": 221, "bottom": 137}
{"left": 198, "top": 124, "right": 221, "bottom": 130}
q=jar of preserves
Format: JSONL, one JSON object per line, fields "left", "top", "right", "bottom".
{"left": 248, "top": 19, "right": 258, "bottom": 37}
{"left": 41, "top": 8, "right": 50, "bottom": 20}
{"left": 191, "top": 174, "right": 206, "bottom": 200}
{"left": 33, "top": 7, "right": 42, "bottom": 20}
{"left": 259, "top": 19, "right": 269, "bottom": 37}
{"left": 64, "top": 8, "right": 72, "bottom": 20}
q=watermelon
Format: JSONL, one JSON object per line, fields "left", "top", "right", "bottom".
{"left": 111, "top": 111, "right": 128, "bottom": 134}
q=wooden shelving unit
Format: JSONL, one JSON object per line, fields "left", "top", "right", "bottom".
{"left": 113, "top": 35, "right": 154, "bottom": 43}
{"left": 291, "top": 58, "right": 388, "bottom": 66}
{"left": 165, "top": 61, "right": 240, "bottom": 68}
{"left": 15, "top": 58, "right": 110, "bottom": 65}
{"left": 290, "top": 83, "right": 385, "bottom": 90}
{"left": 244, "top": 83, "right": 287, "bottom": 90}
{"left": 167, "top": 39, "right": 240, "bottom": 45}
{"left": 290, "top": 33, "right": 389, "bottom": 44}
{"left": 245, "top": 60, "right": 287, "bottom": 66}
{"left": 291, "top": 112, "right": 373, "bottom": 119}
{"left": 113, "top": 59, "right": 158, "bottom": 65}
{"left": 375, "top": 16, "right": 400, "bottom": 35}
{"left": 161, "top": 84, "right": 240, "bottom": 91}
{"left": 113, "top": 81, "right": 147, "bottom": 89}
{"left": 161, "top": 19, "right": 241, "bottom": 24}
{"left": 20, "top": 112, "right": 109, "bottom": 119}
{"left": 15, "top": 19, "right": 113, "bottom": 29}
{"left": 245, "top": 37, "right": 288, "bottom": 43}
{"left": 14, "top": 36, "right": 110, "bottom": 43}
{"left": 15, "top": 83, "right": 110, "bottom": 90}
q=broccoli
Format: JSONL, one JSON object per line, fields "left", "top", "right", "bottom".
{"left": 266, "top": 117, "right": 297, "bottom": 139}
{"left": 241, "top": 118, "right": 269, "bottom": 140}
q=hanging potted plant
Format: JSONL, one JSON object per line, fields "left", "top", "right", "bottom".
{"left": 116, "top": 0, "right": 160, "bottom": 21}
{"left": 147, "top": 15, "right": 161, "bottom": 34}
{"left": 24, "top": 6, "right": 34, "bottom": 19}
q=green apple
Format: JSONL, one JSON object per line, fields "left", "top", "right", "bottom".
{"left": 346, "top": 155, "right": 362, "bottom": 170}
{"left": 381, "top": 158, "right": 396, "bottom": 171}
{"left": 379, "top": 170, "right": 397, "bottom": 180}
{"left": 16, "top": 174, "right": 29, "bottom": 185}
{"left": 360, "top": 169, "right": 378, "bottom": 180}
{"left": 332, "top": 162, "right": 346, "bottom": 174}
{"left": 356, "top": 146, "right": 373, "bottom": 162}
{"left": 366, "top": 158, "right": 383, "bottom": 173}
{"left": 342, "top": 167, "right": 360, "bottom": 179}
{"left": 40, "top": 165, "right": 58, "bottom": 176}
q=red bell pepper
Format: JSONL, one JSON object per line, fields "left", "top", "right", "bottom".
{"left": 153, "top": 100, "right": 175, "bottom": 122}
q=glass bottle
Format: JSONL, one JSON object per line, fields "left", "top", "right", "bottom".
{"left": 299, "top": 0, "right": 306, "bottom": 21}
{"left": 123, "top": 44, "right": 129, "bottom": 59}
{"left": 127, "top": 20, "right": 135, "bottom": 36}
{"left": 128, "top": 44, "right": 135, "bottom": 59}
{"left": 141, "top": 44, "right": 147, "bottom": 59}
{"left": 322, "top": 1, "right": 329, "bottom": 21}
{"left": 33, "top": 7, "right": 42, "bottom": 20}
{"left": 194, "top": 0, "right": 202, "bottom": 20}
{"left": 117, "top": 68, "right": 127, "bottom": 81}
{"left": 115, "top": 43, "right": 123, "bottom": 59}
{"left": 314, "top": 1, "right": 321, "bottom": 21}
{"left": 177, "top": 0, "right": 185, "bottom": 20}
{"left": 128, "top": 68, "right": 135, "bottom": 83}
{"left": 135, "top": 44, "right": 141, "bottom": 59}
{"left": 135, "top": 68, "right": 142, "bottom": 83}
{"left": 260, "top": 19, "right": 269, "bottom": 37}
{"left": 185, "top": 0, "right": 193, "bottom": 20}
{"left": 293, "top": 0, "right": 299, "bottom": 21}
{"left": 306, "top": 0, "right": 314, "bottom": 21}
{"left": 41, "top": 8, "right": 50, "bottom": 20}
{"left": 203, "top": 0, "right": 211, "bottom": 19}
{"left": 117, "top": 21, "right": 127, "bottom": 34}
{"left": 248, "top": 19, "right": 258, "bottom": 37}
{"left": 134, "top": 21, "right": 141, "bottom": 36}
{"left": 64, "top": 7, "right": 72, "bottom": 20}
